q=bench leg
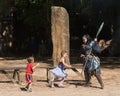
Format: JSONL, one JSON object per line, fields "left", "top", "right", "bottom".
{"left": 16, "top": 70, "right": 21, "bottom": 84}
{"left": 13, "top": 70, "right": 21, "bottom": 84}
{"left": 13, "top": 70, "right": 16, "bottom": 80}
{"left": 47, "top": 68, "right": 49, "bottom": 83}
{"left": 2, "top": 70, "right": 16, "bottom": 83}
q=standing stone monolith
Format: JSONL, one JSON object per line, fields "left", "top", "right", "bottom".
{"left": 51, "top": 6, "right": 70, "bottom": 66}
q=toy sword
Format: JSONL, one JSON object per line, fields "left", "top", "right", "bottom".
{"left": 96, "top": 22, "right": 104, "bottom": 37}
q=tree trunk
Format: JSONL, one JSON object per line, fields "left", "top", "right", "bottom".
{"left": 51, "top": 6, "right": 70, "bottom": 66}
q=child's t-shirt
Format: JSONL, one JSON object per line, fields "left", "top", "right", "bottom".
{"left": 26, "top": 63, "right": 33, "bottom": 74}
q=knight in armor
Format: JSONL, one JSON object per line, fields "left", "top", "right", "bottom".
{"left": 80, "top": 34, "right": 104, "bottom": 89}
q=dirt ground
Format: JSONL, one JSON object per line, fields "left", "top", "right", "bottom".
{"left": 0, "top": 57, "right": 120, "bottom": 96}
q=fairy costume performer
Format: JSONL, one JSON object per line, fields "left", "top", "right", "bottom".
{"left": 49, "top": 50, "right": 71, "bottom": 88}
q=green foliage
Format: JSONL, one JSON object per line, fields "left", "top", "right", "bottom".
{"left": 0, "top": 0, "right": 9, "bottom": 14}
{"left": 15, "top": 0, "right": 52, "bottom": 31}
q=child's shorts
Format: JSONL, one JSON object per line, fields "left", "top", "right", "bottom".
{"left": 26, "top": 74, "right": 33, "bottom": 83}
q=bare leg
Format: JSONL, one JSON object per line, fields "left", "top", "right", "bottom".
{"left": 28, "top": 83, "right": 32, "bottom": 89}
{"left": 25, "top": 84, "right": 29, "bottom": 89}
{"left": 58, "top": 77, "right": 65, "bottom": 87}
{"left": 54, "top": 77, "right": 59, "bottom": 81}
{"left": 94, "top": 74, "right": 104, "bottom": 89}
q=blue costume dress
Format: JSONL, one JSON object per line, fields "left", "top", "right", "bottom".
{"left": 50, "top": 62, "right": 68, "bottom": 78}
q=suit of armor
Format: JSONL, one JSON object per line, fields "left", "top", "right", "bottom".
{"left": 81, "top": 35, "right": 104, "bottom": 89}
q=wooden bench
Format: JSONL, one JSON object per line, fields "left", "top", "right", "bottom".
{"left": 0, "top": 66, "right": 25, "bottom": 84}
{"left": 0, "top": 65, "right": 82, "bottom": 84}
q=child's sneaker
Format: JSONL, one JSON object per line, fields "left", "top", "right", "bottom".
{"left": 58, "top": 84, "right": 65, "bottom": 88}
{"left": 49, "top": 81, "right": 55, "bottom": 88}
{"left": 27, "top": 88, "right": 32, "bottom": 92}
{"left": 50, "top": 85, "right": 55, "bottom": 88}
{"left": 24, "top": 87, "right": 28, "bottom": 91}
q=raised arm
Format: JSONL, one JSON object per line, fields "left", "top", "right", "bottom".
{"left": 61, "top": 58, "right": 71, "bottom": 68}
{"left": 99, "top": 39, "right": 112, "bottom": 52}
{"left": 33, "top": 63, "right": 40, "bottom": 70}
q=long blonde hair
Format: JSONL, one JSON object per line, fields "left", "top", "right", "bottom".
{"left": 61, "top": 50, "right": 67, "bottom": 57}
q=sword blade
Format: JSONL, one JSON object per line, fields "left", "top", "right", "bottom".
{"left": 96, "top": 22, "right": 104, "bottom": 37}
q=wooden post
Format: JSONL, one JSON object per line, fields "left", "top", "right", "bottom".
{"left": 51, "top": 6, "right": 70, "bottom": 66}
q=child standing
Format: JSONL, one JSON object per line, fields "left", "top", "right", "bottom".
{"left": 49, "top": 50, "right": 71, "bottom": 88}
{"left": 25, "top": 57, "right": 39, "bottom": 92}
